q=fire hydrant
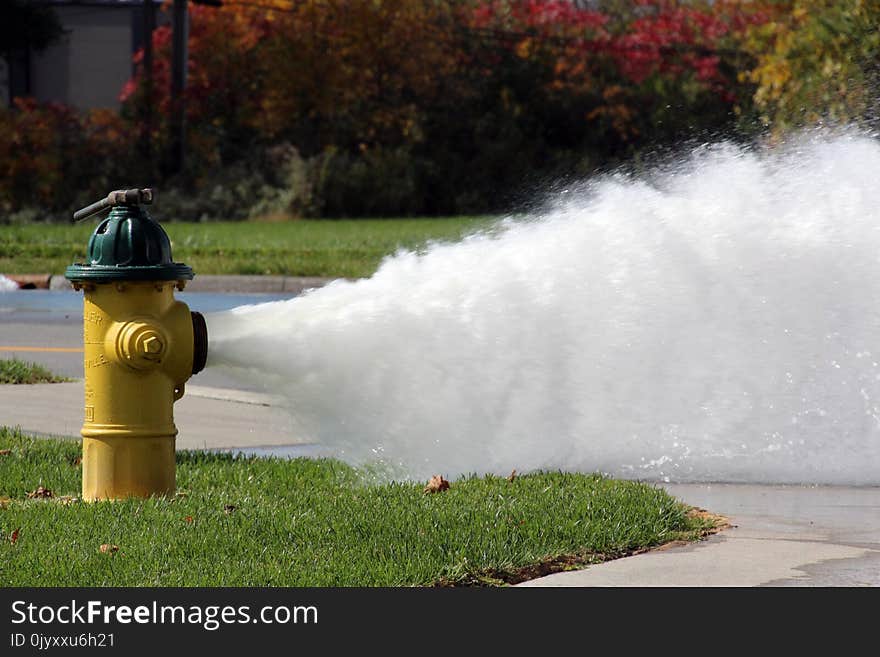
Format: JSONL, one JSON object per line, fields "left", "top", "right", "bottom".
{"left": 66, "top": 189, "right": 208, "bottom": 501}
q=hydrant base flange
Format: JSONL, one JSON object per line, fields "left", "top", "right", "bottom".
{"left": 82, "top": 436, "right": 175, "bottom": 501}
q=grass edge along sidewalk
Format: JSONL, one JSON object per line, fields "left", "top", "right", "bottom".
{"left": 0, "top": 429, "right": 725, "bottom": 586}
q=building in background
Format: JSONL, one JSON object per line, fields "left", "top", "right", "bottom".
{"left": 2, "top": 0, "right": 163, "bottom": 110}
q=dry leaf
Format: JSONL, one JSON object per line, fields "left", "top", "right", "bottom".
{"left": 27, "top": 486, "right": 54, "bottom": 499}
{"left": 184, "top": 515, "right": 194, "bottom": 524}
{"left": 223, "top": 505, "right": 237, "bottom": 515}
{"left": 0, "top": 449, "right": 11, "bottom": 456}
{"left": 99, "top": 544, "right": 119, "bottom": 554}
{"left": 10, "top": 528, "right": 20, "bottom": 545}
{"left": 424, "top": 474, "right": 450, "bottom": 494}
{"left": 71, "top": 456, "right": 82, "bottom": 467}
{"left": 507, "top": 469, "right": 517, "bottom": 482}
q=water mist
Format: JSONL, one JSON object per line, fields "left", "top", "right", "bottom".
{"left": 206, "top": 132, "right": 880, "bottom": 485}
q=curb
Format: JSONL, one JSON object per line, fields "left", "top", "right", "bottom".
{"left": 2, "top": 273, "right": 52, "bottom": 290}
{"left": 1, "top": 274, "right": 336, "bottom": 295}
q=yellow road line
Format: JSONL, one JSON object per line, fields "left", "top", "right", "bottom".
{"left": 0, "top": 346, "right": 83, "bottom": 353}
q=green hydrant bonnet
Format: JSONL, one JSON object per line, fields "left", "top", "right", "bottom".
{"left": 65, "top": 205, "right": 193, "bottom": 283}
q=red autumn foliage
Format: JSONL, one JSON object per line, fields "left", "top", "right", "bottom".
{"left": 117, "top": 1, "right": 754, "bottom": 156}
{"left": 1, "top": 1, "right": 778, "bottom": 216}
{"left": 0, "top": 97, "right": 140, "bottom": 212}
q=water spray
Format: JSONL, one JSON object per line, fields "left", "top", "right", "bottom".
{"left": 207, "top": 133, "right": 880, "bottom": 485}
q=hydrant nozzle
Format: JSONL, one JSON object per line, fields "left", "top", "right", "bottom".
{"left": 66, "top": 190, "right": 207, "bottom": 501}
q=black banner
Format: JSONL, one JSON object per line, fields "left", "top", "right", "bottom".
{"left": 0, "top": 587, "right": 862, "bottom": 652}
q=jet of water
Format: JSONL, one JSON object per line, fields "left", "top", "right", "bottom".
{"left": 206, "top": 131, "right": 880, "bottom": 484}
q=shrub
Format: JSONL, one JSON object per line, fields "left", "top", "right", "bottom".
{"left": 0, "top": 99, "right": 141, "bottom": 218}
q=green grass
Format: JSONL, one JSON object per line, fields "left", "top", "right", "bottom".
{"left": 0, "top": 218, "right": 495, "bottom": 279}
{"left": 0, "top": 430, "right": 716, "bottom": 586}
{"left": 0, "top": 359, "right": 69, "bottom": 384}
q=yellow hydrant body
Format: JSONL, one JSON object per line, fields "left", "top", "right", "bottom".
{"left": 66, "top": 190, "right": 207, "bottom": 501}
{"left": 79, "top": 281, "right": 194, "bottom": 500}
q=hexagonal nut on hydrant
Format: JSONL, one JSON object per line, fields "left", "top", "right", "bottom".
{"left": 137, "top": 332, "right": 165, "bottom": 361}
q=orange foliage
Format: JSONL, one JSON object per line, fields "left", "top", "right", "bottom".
{"left": 0, "top": 98, "right": 135, "bottom": 212}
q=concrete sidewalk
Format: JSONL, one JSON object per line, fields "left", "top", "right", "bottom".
{"left": 519, "top": 483, "right": 880, "bottom": 586}
{"left": 0, "top": 381, "right": 303, "bottom": 450}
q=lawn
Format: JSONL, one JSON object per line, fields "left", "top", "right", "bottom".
{"left": 0, "top": 429, "right": 717, "bottom": 586}
{"left": 0, "top": 358, "right": 69, "bottom": 384}
{"left": 0, "top": 217, "right": 495, "bottom": 279}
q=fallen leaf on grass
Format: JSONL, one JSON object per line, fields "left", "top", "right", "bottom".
{"left": 99, "top": 544, "right": 119, "bottom": 554}
{"left": 70, "top": 456, "right": 82, "bottom": 467}
{"left": 184, "top": 515, "right": 194, "bottom": 524}
{"left": 507, "top": 469, "right": 517, "bottom": 482}
{"left": 27, "top": 486, "right": 53, "bottom": 499}
{"left": 686, "top": 507, "right": 732, "bottom": 533}
{"left": 223, "top": 505, "right": 237, "bottom": 515}
{"left": 10, "top": 528, "right": 20, "bottom": 545}
{"left": 0, "top": 449, "right": 11, "bottom": 456}
{"left": 424, "top": 475, "right": 450, "bottom": 494}
{"left": 0, "top": 497, "right": 10, "bottom": 510}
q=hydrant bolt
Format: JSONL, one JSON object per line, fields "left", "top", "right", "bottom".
{"left": 141, "top": 334, "right": 164, "bottom": 356}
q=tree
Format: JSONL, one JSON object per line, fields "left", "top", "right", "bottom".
{"left": 740, "top": 0, "right": 880, "bottom": 132}
{"left": 0, "top": 0, "right": 64, "bottom": 60}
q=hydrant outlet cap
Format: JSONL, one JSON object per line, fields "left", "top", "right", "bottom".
{"left": 65, "top": 205, "right": 193, "bottom": 283}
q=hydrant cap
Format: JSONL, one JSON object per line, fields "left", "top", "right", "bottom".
{"left": 65, "top": 205, "right": 193, "bottom": 282}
